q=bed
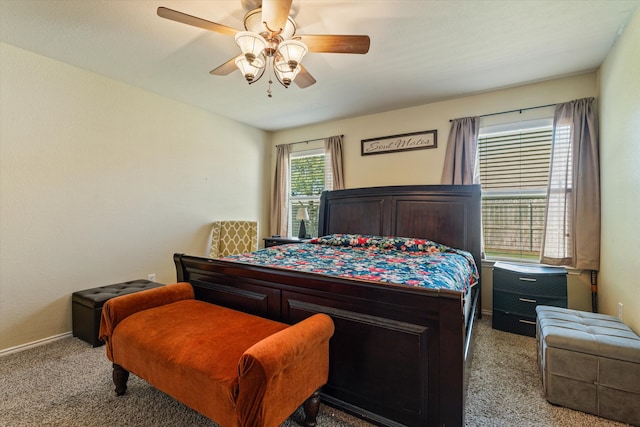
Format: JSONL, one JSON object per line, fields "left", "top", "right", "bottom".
{"left": 174, "top": 184, "right": 481, "bottom": 427}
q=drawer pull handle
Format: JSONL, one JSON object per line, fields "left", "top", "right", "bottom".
{"left": 519, "top": 319, "right": 536, "bottom": 325}
{"left": 519, "top": 277, "right": 537, "bottom": 282}
{"left": 519, "top": 298, "right": 537, "bottom": 303}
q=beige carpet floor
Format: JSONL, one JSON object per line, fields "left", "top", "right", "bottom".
{"left": 0, "top": 317, "right": 631, "bottom": 426}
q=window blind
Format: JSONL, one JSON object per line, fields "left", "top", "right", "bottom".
{"left": 479, "top": 128, "right": 552, "bottom": 191}
{"left": 479, "top": 126, "right": 553, "bottom": 260}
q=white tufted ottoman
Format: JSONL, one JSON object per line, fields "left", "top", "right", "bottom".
{"left": 536, "top": 306, "right": 640, "bottom": 425}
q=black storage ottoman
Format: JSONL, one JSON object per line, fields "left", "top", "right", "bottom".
{"left": 72, "top": 279, "right": 164, "bottom": 346}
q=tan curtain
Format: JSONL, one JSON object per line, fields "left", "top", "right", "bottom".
{"left": 324, "top": 135, "right": 344, "bottom": 190}
{"left": 441, "top": 117, "right": 480, "bottom": 185}
{"left": 270, "top": 144, "right": 290, "bottom": 237}
{"left": 541, "top": 98, "right": 600, "bottom": 270}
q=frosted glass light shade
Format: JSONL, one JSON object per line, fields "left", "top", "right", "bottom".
{"left": 277, "top": 40, "right": 307, "bottom": 70}
{"left": 275, "top": 60, "right": 300, "bottom": 86}
{"left": 234, "top": 31, "right": 267, "bottom": 63}
{"left": 235, "top": 55, "right": 264, "bottom": 82}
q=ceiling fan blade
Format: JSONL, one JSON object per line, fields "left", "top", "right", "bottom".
{"left": 261, "top": 0, "right": 293, "bottom": 33}
{"left": 210, "top": 57, "right": 240, "bottom": 76}
{"left": 157, "top": 7, "right": 239, "bottom": 37}
{"left": 294, "top": 65, "right": 316, "bottom": 89}
{"left": 297, "top": 34, "right": 370, "bottom": 54}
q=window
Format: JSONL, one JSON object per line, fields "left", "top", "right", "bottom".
{"left": 478, "top": 119, "right": 553, "bottom": 261}
{"left": 289, "top": 149, "right": 333, "bottom": 238}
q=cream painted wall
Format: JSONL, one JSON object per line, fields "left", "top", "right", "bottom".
{"left": 0, "top": 43, "right": 271, "bottom": 351}
{"left": 598, "top": 8, "right": 640, "bottom": 334}
{"left": 5, "top": 17, "right": 633, "bottom": 351}
{"left": 272, "top": 73, "right": 599, "bottom": 315}
{"left": 272, "top": 74, "right": 597, "bottom": 188}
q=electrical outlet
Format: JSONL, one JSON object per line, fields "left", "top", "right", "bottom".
{"left": 618, "top": 302, "right": 623, "bottom": 320}
{"left": 148, "top": 273, "right": 156, "bottom": 282}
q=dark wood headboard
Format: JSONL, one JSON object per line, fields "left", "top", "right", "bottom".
{"left": 318, "top": 184, "right": 482, "bottom": 274}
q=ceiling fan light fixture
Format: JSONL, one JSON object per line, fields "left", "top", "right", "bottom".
{"left": 275, "top": 60, "right": 300, "bottom": 87}
{"left": 276, "top": 39, "right": 307, "bottom": 71}
{"left": 234, "top": 31, "right": 267, "bottom": 63}
{"left": 158, "top": 5, "right": 371, "bottom": 97}
{"left": 235, "top": 55, "right": 265, "bottom": 83}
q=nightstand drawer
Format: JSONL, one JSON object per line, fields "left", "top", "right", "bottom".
{"left": 493, "top": 263, "right": 567, "bottom": 298}
{"left": 492, "top": 310, "right": 537, "bottom": 337}
{"left": 494, "top": 290, "right": 567, "bottom": 318}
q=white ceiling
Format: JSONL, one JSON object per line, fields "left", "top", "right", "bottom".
{"left": 1, "top": 0, "right": 638, "bottom": 131}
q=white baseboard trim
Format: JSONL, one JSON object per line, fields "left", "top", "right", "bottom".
{"left": 481, "top": 309, "right": 493, "bottom": 318}
{"left": 0, "top": 331, "right": 73, "bottom": 357}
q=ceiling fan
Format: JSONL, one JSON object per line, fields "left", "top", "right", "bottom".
{"left": 157, "top": 0, "right": 370, "bottom": 97}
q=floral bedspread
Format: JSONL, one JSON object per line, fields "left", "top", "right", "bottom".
{"left": 222, "top": 234, "right": 479, "bottom": 293}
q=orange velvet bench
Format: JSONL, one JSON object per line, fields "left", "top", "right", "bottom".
{"left": 99, "top": 282, "right": 334, "bottom": 427}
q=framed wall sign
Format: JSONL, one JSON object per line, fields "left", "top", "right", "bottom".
{"left": 361, "top": 130, "right": 437, "bottom": 156}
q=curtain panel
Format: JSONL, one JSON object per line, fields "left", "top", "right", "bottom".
{"left": 541, "top": 97, "right": 600, "bottom": 270}
{"left": 270, "top": 144, "right": 291, "bottom": 237}
{"left": 441, "top": 117, "right": 480, "bottom": 185}
{"left": 324, "top": 135, "right": 345, "bottom": 190}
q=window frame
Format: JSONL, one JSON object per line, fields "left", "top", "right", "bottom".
{"left": 478, "top": 118, "right": 553, "bottom": 263}
{"left": 288, "top": 148, "right": 326, "bottom": 238}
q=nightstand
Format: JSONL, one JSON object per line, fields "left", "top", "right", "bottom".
{"left": 263, "top": 237, "right": 310, "bottom": 248}
{"left": 492, "top": 261, "right": 567, "bottom": 337}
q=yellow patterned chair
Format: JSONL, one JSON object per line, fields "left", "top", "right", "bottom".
{"left": 209, "top": 221, "right": 259, "bottom": 258}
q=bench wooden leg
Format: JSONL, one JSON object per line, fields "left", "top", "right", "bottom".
{"left": 113, "top": 363, "right": 129, "bottom": 396}
{"left": 302, "top": 388, "right": 321, "bottom": 427}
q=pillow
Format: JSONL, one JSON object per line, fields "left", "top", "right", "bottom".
{"left": 309, "top": 234, "right": 449, "bottom": 253}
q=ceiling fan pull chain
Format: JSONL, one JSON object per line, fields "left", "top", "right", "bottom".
{"left": 267, "top": 57, "right": 273, "bottom": 98}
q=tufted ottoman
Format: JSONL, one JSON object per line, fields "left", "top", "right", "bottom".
{"left": 536, "top": 305, "right": 640, "bottom": 425}
{"left": 72, "top": 279, "right": 163, "bottom": 346}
